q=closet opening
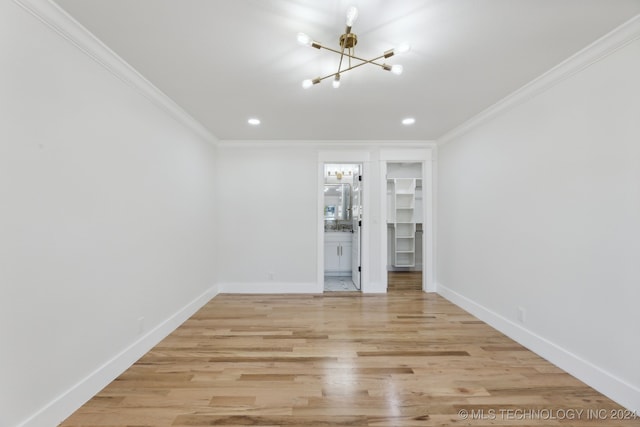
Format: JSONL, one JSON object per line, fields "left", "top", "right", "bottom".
{"left": 386, "top": 162, "right": 423, "bottom": 292}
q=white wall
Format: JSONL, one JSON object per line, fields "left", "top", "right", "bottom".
{"left": 216, "top": 143, "right": 434, "bottom": 294}
{"left": 216, "top": 145, "right": 318, "bottom": 292}
{"left": 437, "top": 33, "right": 640, "bottom": 410}
{"left": 0, "top": 2, "right": 218, "bottom": 426}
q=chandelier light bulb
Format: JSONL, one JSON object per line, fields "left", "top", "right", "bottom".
{"left": 298, "top": 6, "right": 407, "bottom": 88}
{"left": 391, "top": 64, "right": 404, "bottom": 75}
{"left": 332, "top": 74, "right": 341, "bottom": 89}
{"left": 345, "top": 6, "right": 359, "bottom": 27}
{"left": 297, "top": 32, "right": 311, "bottom": 46}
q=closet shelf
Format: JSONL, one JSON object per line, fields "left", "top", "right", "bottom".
{"left": 391, "top": 178, "right": 416, "bottom": 267}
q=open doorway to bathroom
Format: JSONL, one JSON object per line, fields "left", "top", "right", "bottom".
{"left": 323, "top": 163, "right": 362, "bottom": 292}
{"left": 386, "top": 162, "right": 423, "bottom": 292}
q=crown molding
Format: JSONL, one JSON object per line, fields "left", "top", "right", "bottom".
{"left": 13, "top": 0, "right": 218, "bottom": 145}
{"left": 438, "top": 14, "right": 640, "bottom": 146}
{"left": 215, "top": 140, "right": 437, "bottom": 149}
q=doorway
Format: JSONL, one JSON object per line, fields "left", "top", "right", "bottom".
{"left": 323, "top": 163, "right": 362, "bottom": 292}
{"left": 386, "top": 162, "right": 423, "bottom": 291}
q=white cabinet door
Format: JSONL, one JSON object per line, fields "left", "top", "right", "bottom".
{"left": 324, "top": 237, "right": 352, "bottom": 276}
{"left": 339, "top": 240, "right": 352, "bottom": 274}
{"left": 324, "top": 241, "right": 340, "bottom": 273}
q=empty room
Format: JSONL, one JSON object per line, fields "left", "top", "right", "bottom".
{"left": 1, "top": 1, "right": 639, "bottom": 426}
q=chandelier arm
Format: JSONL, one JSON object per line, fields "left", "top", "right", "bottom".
{"left": 319, "top": 44, "right": 367, "bottom": 62}
{"left": 317, "top": 44, "right": 392, "bottom": 67}
{"left": 336, "top": 44, "right": 347, "bottom": 74}
{"left": 344, "top": 53, "right": 387, "bottom": 68}
{"left": 367, "top": 61, "right": 391, "bottom": 69}
{"left": 338, "top": 57, "right": 384, "bottom": 74}
{"left": 316, "top": 54, "right": 387, "bottom": 83}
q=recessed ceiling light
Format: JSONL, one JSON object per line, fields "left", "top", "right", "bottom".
{"left": 248, "top": 118, "right": 261, "bottom": 125}
{"left": 402, "top": 117, "right": 415, "bottom": 125}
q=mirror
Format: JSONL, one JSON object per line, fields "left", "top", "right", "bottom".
{"left": 324, "top": 184, "right": 351, "bottom": 221}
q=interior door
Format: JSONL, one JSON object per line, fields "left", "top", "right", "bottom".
{"left": 351, "top": 165, "right": 362, "bottom": 289}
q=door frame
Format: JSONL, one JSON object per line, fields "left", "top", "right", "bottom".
{"left": 380, "top": 149, "right": 435, "bottom": 292}
{"left": 317, "top": 151, "right": 370, "bottom": 292}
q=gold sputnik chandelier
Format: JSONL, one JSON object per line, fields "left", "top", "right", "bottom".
{"left": 298, "top": 6, "right": 410, "bottom": 89}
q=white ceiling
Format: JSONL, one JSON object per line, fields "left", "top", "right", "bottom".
{"left": 54, "top": 0, "right": 640, "bottom": 141}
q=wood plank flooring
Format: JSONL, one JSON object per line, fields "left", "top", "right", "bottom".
{"left": 61, "top": 293, "right": 639, "bottom": 426}
{"left": 387, "top": 271, "right": 422, "bottom": 292}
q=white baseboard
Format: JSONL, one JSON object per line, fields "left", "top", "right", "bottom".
{"left": 436, "top": 283, "right": 640, "bottom": 413}
{"left": 218, "top": 281, "right": 390, "bottom": 294}
{"left": 18, "top": 285, "right": 219, "bottom": 427}
{"left": 219, "top": 282, "right": 321, "bottom": 294}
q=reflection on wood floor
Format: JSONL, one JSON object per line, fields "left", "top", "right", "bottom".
{"left": 61, "top": 292, "right": 638, "bottom": 426}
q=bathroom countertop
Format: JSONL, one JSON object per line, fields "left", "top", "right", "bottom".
{"left": 324, "top": 231, "right": 352, "bottom": 242}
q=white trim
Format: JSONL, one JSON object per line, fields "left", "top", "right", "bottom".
{"left": 318, "top": 151, "right": 371, "bottom": 163}
{"left": 436, "top": 283, "right": 640, "bottom": 413}
{"left": 218, "top": 282, "right": 320, "bottom": 294}
{"left": 17, "top": 285, "right": 219, "bottom": 427}
{"left": 423, "top": 157, "right": 435, "bottom": 292}
{"left": 217, "top": 140, "right": 437, "bottom": 149}
{"left": 379, "top": 149, "right": 436, "bottom": 293}
{"left": 317, "top": 160, "right": 327, "bottom": 293}
{"left": 360, "top": 281, "right": 386, "bottom": 293}
{"left": 13, "top": 0, "right": 217, "bottom": 145}
{"left": 438, "top": 14, "right": 640, "bottom": 146}
{"left": 431, "top": 145, "right": 439, "bottom": 294}
{"left": 380, "top": 149, "right": 433, "bottom": 162}
{"left": 318, "top": 152, "right": 371, "bottom": 293}
{"left": 379, "top": 160, "right": 389, "bottom": 292}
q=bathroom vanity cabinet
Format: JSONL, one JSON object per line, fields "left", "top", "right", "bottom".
{"left": 324, "top": 232, "right": 352, "bottom": 276}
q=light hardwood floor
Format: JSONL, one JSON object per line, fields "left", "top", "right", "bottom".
{"left": 61, "top": 292, "right": 639, "bottom": 426}
{"left": 387, "top": 271, "right": 422, "bottom": 292}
